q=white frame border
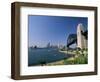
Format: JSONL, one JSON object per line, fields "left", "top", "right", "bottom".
{"left": 20, "top": 7, "right": 95, "bottom": 75}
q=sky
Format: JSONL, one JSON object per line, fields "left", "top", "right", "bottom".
{"left": 28, "top": 15, "right": 87, "bottom": 47}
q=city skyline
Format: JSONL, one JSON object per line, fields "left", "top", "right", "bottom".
{"left": 28, "top": 15, "right": 88, "bottom": 48}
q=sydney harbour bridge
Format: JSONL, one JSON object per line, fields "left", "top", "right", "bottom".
{"left": 67, "top": 23, "right": 88, "bottom": 49}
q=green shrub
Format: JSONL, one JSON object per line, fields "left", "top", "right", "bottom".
{"left": 63, "top": 50, "right": 88, "bottom": 64}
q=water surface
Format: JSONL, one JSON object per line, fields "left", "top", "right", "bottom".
{"left": 28, "top": 48, "right": 72, "bottom": 66}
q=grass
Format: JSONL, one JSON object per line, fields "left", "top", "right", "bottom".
{"left": 63, "top": 48, "right": 88, "bottom": 64}
{"left": 63, "top": 54, "right": 88, "bottom": 64}
{"left": 46, "top": 54, "right": 87, "bottom": 66}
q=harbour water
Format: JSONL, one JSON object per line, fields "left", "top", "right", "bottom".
{"left": 28, "top": 48, "right": 72, "bottom": 66}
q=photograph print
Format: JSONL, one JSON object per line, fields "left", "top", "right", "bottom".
{"left": 28, "top": 15, "right": 88, "bottom": 66}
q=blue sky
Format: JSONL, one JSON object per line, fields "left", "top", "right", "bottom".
{"left": 28, "top": 15, "right": 87, "bottom": 47}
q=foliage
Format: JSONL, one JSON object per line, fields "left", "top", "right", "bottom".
{"left": 63, "top": 48, "right": 88, "bottom": 64}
